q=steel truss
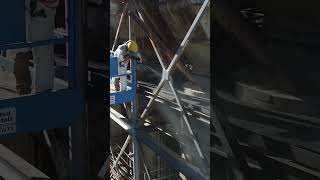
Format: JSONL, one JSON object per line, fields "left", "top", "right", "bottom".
{"left": 101, "top": 0, "right": 210, "bottom": 180}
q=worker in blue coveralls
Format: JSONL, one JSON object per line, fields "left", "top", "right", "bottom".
{"left": 113, "top": 40, "right": 141, "bottom": 91}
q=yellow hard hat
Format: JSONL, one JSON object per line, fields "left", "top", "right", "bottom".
{"left": 126, "top": 40, "right": 138, "bottom": 53}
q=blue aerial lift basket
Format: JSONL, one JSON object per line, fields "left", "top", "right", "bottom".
{"left": 109, "top": 51, "right": 136, "bottom": 105}
{"left": 0, "top": 1, "right": 26, "bottom": 45}
{"left": 0, "top": 0, "right": 83, "bottom": 135}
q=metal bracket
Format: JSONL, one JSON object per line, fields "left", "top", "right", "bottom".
{"left": 162, "top": 69, "right": 169, "bottom": 81}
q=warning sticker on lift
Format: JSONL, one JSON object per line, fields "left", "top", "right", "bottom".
{"left": 110, "top": 95, "right": 115, "bottom": 104}
{"left": 0, "top": 124, "right": 16, "bottom": 134}
{"left": 0, "top": 108, "right": 16, "bottom": 135}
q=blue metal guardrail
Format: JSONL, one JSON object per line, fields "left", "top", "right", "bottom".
{"left": 0, "top": 0, "right": 83, "bottom": 135}
{"left": 109, "top": 51, "right": 136, "bottom": 105}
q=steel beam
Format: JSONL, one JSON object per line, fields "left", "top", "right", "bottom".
{"left": 136, "top": 131, "right": 209, "bottom": 180}
{"left": 128, "top": 5, "right": 195, "bottom": 83}
{"left": 112, "top": 3, "right": 128, "bottom": 51}
{"left": 140, "top": 78, "right": 166, "bottom": 120}
{"left": 71, "top": 0, "right": 88, "bottom": 179}
{"left": 110, "top": 108, "right": 133, "bottom": 132}
{"left": 166, "top": 0, "right": 209, "bottom": 74}
{"left": 110, "top": 1, "right": 210, "bottom": 179}
{"left": 168, "top": 80, "right": 204, "bottom": 159}
{"left": 0, "top": 38, "right": 68, "bottom": 51}
{"left": 0, "top": 56, "right": 68, "bottom": 90}
{"left": 112, "top": 135, "right": 132, "bottom": 170}
{"left": 129, "top": 2, "right": 140, "bottom": 178}
{"left": 137, "top": 141, "right": 151, "bottom": 180}
{"left": 139, "top": 0, "right": 209, "bottom": 125}
{"left": 0, "top": 144, "right": 50, "bottom": 180}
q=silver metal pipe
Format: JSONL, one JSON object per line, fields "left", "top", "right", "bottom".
{"left": 167, "top": 0, "right": 210, "bottom": 74}
{"left": 110, "top": 108, "right": 132, "bottom": 131}
{"left": 112, "top": 3, "right": 128, "bottom": 51}
{"left": 112, "top": 135, "right": 132, "bottom": 169}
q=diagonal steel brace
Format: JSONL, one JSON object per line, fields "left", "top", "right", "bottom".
{"left": 140, "top": 0, "right": 210, "bottom": 121}
{"left": 139, "top": 0, "right": 210, "bottom": 162}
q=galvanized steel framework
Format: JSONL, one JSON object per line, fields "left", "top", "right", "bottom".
{"left": 105, "top": 0, "right": 210, "bottom": 179}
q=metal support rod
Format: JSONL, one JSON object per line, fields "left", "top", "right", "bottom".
{"left": 123, "top": 102, "right": 132, "bottom": 120}
{"left": 128, "top": 13, "right": 132, "bottom": 40}
{"left": 43, "top": 130, "right": 52, "bottom": 148}
{"left": 0, "top": 38, "right": 68, "bottom": 50}
{"left": 71, "top": 0, "right": 88, "bottom": 179}
{"left": 140, "top": 0, "right": 209, "bottom": 121}
{"left": 110, "top": 146, "right": 119, "bottom": 173}
{"left": 167, "top": 0, "right": 210, "bottom": 74}
{"left": 136, "top": 9, "right": 166, "bottom": 70}
{"left": 0, "top": 144, "right": 50, "bottom": 180}
{"left": 112, "top": 135, "right": 132, "bottom": 169}
{"left": 64, "top": 0, "right": 70, "bottom": 66}
{"left": 149, "top": 38, "right": 166, "bottom": 70}
{"left": 110, "top": 108, "right": 133, "bottom": 131}
{"left": 126, "top": 2, "right": 141, "bottom": 178}
{"left": 134, "top": 0, "right": 168, "bottom": 42}
{"left": 128, "top": 6, "right": 195, "bottom": 82}
{"left": 168, "top": 80, "right": 204, "bottom": 159}
{"left": 136, "top": 131, "right": 208, "bottom": 180}
{"left": 132, "top": 135, "right": 140, "bottom": 180}
{"left": 138, "top": 142, "right": 151, "bottom": 180}
{"left": 140, "top": 78, "right": 166, "bottom": 120}
{"left": 71, "top": 107, "right": 88, "bottom": 180}
{"left": 112, "top": 3, "right": 128, "bottom": 51}
{"left": 42, "top": 130, "right": 65, "bottom": 178}
{"left": 68, "top": 126, "right": 72, "bottom": 161}
{"left": 130, "top": 5, "right": 140, "bottom": 178}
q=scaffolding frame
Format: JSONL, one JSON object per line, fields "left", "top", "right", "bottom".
{"left": 0, "top": 1, "right": 88, "bottom": 179}
{"left": 0, "top": 0, "right": 83, "bottom": 134}
{"left": 105, "top": 0, "right": 210, "bottom": 179}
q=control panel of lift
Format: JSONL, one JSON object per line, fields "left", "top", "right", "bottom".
{"left": 109, "top": 51, "right": 136, "bottom": 105}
